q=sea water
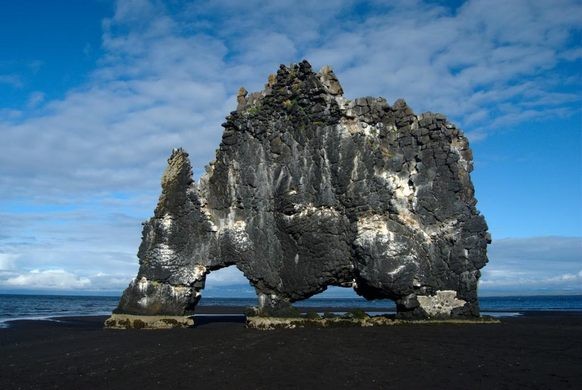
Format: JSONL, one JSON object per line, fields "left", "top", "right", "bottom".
{"left": 1, "top": 294, "right": 581, "bottom": 327}
{"left": 0, "top": 294, "right": 119, "bottom": 327}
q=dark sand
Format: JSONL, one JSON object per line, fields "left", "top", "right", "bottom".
{"left": 1, "top": 310, "right": 581, "bottom": 390}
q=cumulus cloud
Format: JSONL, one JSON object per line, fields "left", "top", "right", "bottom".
{"left": 89, "top": 272, "right": 136, "bottom": 291}
{"left": 0, "top": 268, "right": 134, "bottom": 291}
{"left": 0, "top": 197, "right": 145, "bottom": 292}
{"left": 0, "top": 74, "right": 23, "bottom": 88}
{"left": 480, "top": 236, "right": 582, "bottom": 294}
{"left": 0, "top": 254, "right": 17, "bottom": 271}
{"left": 308, "top": 0, "right": 581, "bottom": 133}
{"left": 1, "top": 0, "right": 580, "bottom": 201}
{"left": 4, "top": 269, "right": 91, "bottom": 289}
{"left": 547, "top": 271, "right": 582, "bottom": 283}
{"left": 205, "top": 266, "right": 250, "bottom": 287}
{"left": 26, "top": 91, "right": 45, "bottom": 109}
{"left": 0, "top": 3, "right": 234, "bottom": 201}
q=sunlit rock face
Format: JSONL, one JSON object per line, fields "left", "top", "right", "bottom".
{"left": 113, "top": 60, "right": 490, "bottom": 319}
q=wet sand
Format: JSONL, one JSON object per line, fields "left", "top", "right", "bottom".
{"left": 1, "top": 310, "right": 581, "bottom": 389}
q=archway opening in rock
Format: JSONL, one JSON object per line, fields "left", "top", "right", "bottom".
{"left": 296, "top": 286, "right": 396, "bottom": 316}
{"left": 198, "top": 265, "right": 255, "bottom": 301}
{"left": 194, "top": 265, "right": 253, "bottom": 327}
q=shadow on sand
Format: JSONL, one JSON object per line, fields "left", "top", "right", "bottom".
{"left": 193, "top": 314, "right": 246, "bottom": 328}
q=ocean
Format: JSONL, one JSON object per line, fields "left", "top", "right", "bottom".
{"left": 1, "top": 294, "right": 581, "bottom": 327}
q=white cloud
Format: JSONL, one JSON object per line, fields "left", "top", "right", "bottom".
{"left": 0, "top": 74, "right": 22, "bottom": 88}
{"left": 480, "top": 236, "right": 582, "bottom": 294}
{"left": 0, "top": 2, "right": 234, "bottom": 201}
{"left": 0, "top": 254, "right": 17, "bottom": 271}
{"left": 89, "top": 272, "right": 136, "bottom": 291}
{"left": 0, "top": 197, "right": 145, "bottom": 293}
{"left": 305, "top": 0, "right": 581, "bottom": 137}
{"left": 4, "top": 269, "right": 91, "bottom": 289}
{"left": 547, "top": 271, "right": 582, "bottom": 283}
{"left": 205, "top": 266, "right": 249, "bottom": 287}
{"left": 1, "top": 0, "right": 580, "bottom": 200}
{"left": 26, "top": 91, "right": 45, "bottom": 109}
{"left": 480, "top": 271, "right": 582, "bottom": 287}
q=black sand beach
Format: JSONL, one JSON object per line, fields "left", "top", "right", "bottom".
{"left": 1, "top": 309, "right": 581, "bottom": 389}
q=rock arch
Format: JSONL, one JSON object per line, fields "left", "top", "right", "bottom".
{"left": 109, "top": 61, "right": 490, "bottom": 325}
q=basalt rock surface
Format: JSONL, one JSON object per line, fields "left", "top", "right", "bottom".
{"left": 110, "top": 60, "right": 490, "bottom": 323}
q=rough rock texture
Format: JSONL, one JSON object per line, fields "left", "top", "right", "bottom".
{"left": 105, "top": 314, "right": 195, "bottom": 329}
{"left": 246, "top": 316, "right": 500, "bottom": 331}
{"left": 111, "top": 60, "right": 490, "bottom": 321}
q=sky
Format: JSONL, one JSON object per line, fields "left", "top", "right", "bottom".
{"left": 0, "top": 0, "right": 580, "bottom": 298}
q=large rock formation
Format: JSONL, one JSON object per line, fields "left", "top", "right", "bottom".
{"left": 110, "top": 60, "right": 490, "bottom": 323}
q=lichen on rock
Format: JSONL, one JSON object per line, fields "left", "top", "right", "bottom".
{"left": 107, "top": 60, "right": 490, "bottom": 327}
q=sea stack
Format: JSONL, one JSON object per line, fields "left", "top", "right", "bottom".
{"left": 106, "top": 60, "right": 490, "bottom": 328}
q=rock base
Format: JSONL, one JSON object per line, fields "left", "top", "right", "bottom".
{"left": 246, "top": 316, "right": 500, "bottom": 330}
{"left": 104, "top": 314, "right": 194, "bottom": 329}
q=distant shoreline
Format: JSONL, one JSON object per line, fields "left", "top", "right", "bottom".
{"left": 3, "top": 307, "right": 582, "bottom": 330}
{"left": 3, "top": 295, "right": 582, "bottom": 328}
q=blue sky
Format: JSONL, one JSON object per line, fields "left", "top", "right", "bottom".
{"left": 0, "top": 0, "right": 580, "bottom": 298}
